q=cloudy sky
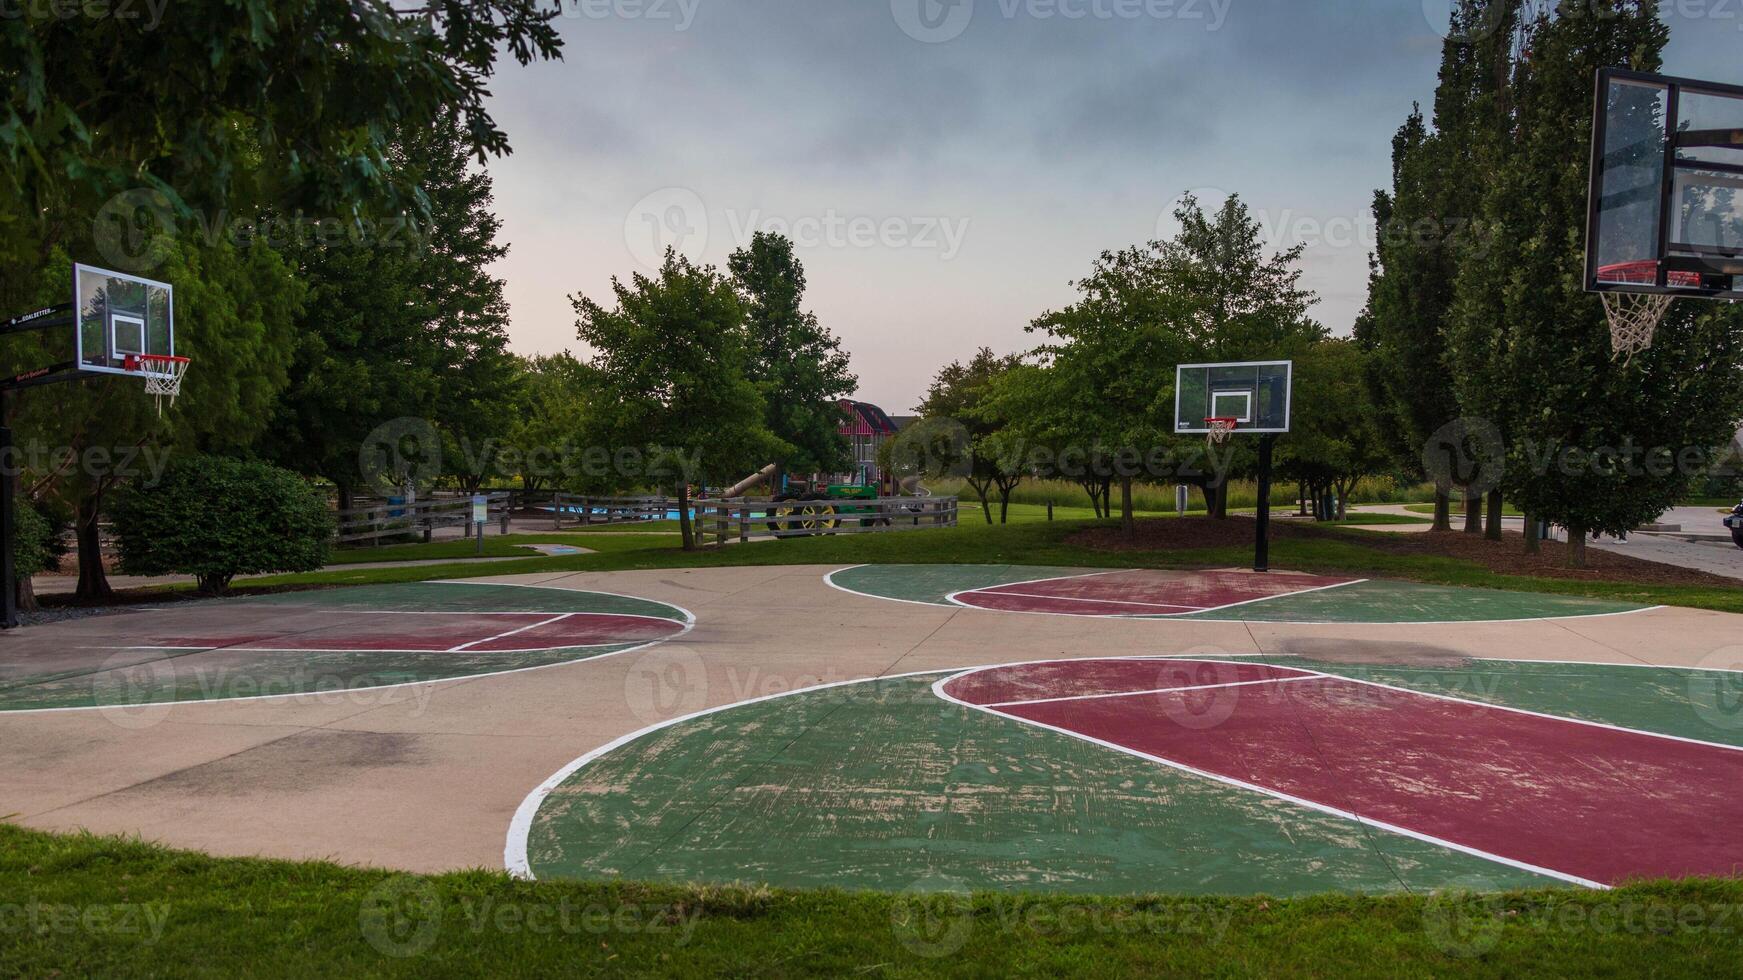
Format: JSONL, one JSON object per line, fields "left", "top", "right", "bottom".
{"left": 482, "top": 1, "right": 1743, "bottom": 412}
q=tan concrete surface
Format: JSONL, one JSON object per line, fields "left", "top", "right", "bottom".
{"left": 1, "top": 564, "right": 1738, "bottom": 875}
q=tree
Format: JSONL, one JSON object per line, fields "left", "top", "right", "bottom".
{"left": 914, "top": 348, "right": 1027, "bottom": 524}
{"left": 3, "top": 240, "right": 303, "bottom": 600}
{"left": 1031, "top": 194, "right": 1323, "bottom": 531}
{"left": 728, "top": 233, "right": 858, "bottom": 487}
{"left": 2, "top": 0, "right": 561, "bottom": 237}
{"left": 1278, "top": 340, "right": 1389, "bottom": 520}
{"left": 110, "top": 455, "right": 332, "bottom": 594}
{"left": 1357, "top": 0, "right": 1516, "bottom": 533}
{"left": 1447, "top": 1, "right": 1743, "bottom": 566}
{"left": 502, "top": 354, "right": 593, "bottom": 494}
{"left": 266, "top": 119, "right": 521, "bottom": 505}
{"left": 572, "top": 250, "right": 774, "bottom": 550}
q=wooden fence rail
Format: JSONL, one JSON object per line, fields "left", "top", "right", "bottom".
{"left": 691, "top": 496, "right": 957, "bottom": 546}
{"left": 333, "top": 494, "right": 510, "bottom": 545}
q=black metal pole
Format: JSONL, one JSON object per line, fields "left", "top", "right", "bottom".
{"left": 1, "top": 395, "right": 17, "bottom": 629}
{"left": 1255, "top": 434, "right": 1275, "bottom": 573}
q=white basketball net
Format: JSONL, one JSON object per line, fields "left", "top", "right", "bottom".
{"left": 1206, "top": 418, "right": 1238, "bottom": 446}
{"left": 129, "top": 355, "right": 191, "bottom": 415}
{"left": 1602, "top": 292, "right": 1674, "bottom": 360}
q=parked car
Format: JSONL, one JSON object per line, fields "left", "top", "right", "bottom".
{"left": 1726, "top": 501, "right": 1743, "bottom": 550}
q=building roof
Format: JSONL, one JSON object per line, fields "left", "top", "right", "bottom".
{"left": 838, "top": 399, "right": 901, "bottom": 436}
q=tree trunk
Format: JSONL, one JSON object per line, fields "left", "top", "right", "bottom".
{"left": 1120, "top": 477, "right": 1135, "bottom": 538}
{"left": 75, "top": 494, "right": 113, "bottom": 600}
{"left": 1484, "top": 489, "right": 1503, "bottom": 541}
{"left": 999, "top": 491, "right": 1011, "bottom": 525}
{"left": 197, "top": 573, "right": 234, "bottom": 595}
{"left": 1463, "top": 493, "right": 1482, "bottom": 534}
{"left": 1298, "top": 481, "right": 1309, "bottom": 517}
{"left": 337, "top": 484, "right": 354, "bottom": 513}
{"left": 1432, "top": 491, "right": 1453, "bottom": 532}
{"left": 1523, "top": 511, "right": 1540, "bottom": 555}
{"left": 16, "top": 573, "right": 36, "bottom": 614}
{"left": 1212, "top": 482, "right": 1229, "bottom": 519}
{"left": 1566, "top": 527, "right": 1587, "bottom": 568}
{"left": 1335, "top": 480, "right": 1351, "bottom": 521}
{"left": 676, "top": 482, "right": 695, "bottom": 551}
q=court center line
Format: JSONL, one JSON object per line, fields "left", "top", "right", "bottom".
{"left": 962, "top": 590, "right": 1203, "bottom": 612}
{"left": 982, "top": 673, "right": 1325, "bottom": 709}
{"left": 448, "top": 613, "right": 574, "bottom": 653}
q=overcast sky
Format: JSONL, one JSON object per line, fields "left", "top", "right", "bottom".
{"left": 482, "top": 1, "right": 1743, "bottom": 412}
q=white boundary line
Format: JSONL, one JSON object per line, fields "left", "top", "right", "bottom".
{"left": 827, "top": 563, "right": 1667, "bottom": 626}
{"left": 943, "top": 575, "right": 1370, "bottom": 620}
{"left": 930, "top": 660, "right": 1608, "bottom": 890}
{"left": 821, "top": 564, "right": 1121, "bottom": 610}
{"left": 449, "top": 613, "right": 574, "bottom": 653}
{"left": 502, "top": 650, "right": 1743, "bottom": 884}
{"left": 983, "top": 673, "right": 1323, "bottom": 709}
{"left": 952, "top": 589, "right": 1202, "bottom": 613}
{"left": 0, "top": 583, "right": 697, "bottom": 716}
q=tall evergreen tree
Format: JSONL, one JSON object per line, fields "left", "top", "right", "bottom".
{"left": 1449, "top": 1, "right": 1743, "bottom": 565}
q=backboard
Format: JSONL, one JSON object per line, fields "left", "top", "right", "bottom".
{"left": 74, "top": 263, "right": 174, "bottom": 375}
{"left": 1175, "top": 361, "right": 1292, "bottom": 435}
{"left": 1586, "top": 68, "right": 1743, "bottom": 298}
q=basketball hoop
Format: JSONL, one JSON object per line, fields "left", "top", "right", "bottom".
{"left": 1205, "top": 417, "right": 1239, "bottom": 445}
{"left": 1601, "top": 292, "right": 1674, "bottom": 361}
{"left": 123, "top": 354, "right": 191, "bottom": 415}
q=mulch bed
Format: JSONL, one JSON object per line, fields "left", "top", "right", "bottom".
{"left": 1068, "top": 517, "right": 1742, "bottom": 589}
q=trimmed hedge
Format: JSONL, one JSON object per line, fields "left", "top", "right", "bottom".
{"left": 111, "top": 455, "right": 333, "bottom": 593}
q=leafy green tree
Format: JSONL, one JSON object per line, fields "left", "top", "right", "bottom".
{"left": 1357, "top": 0, "right": 1516, "bottom": 533}
{"left": 728, "top": 233, "right": 857, "bottom": 488}
{"left": 572, "top": 250, "right": 774, "bottom": 550}
{"left": 2, "top": 0, "right": 561, "bottom": 231}
{"left": 110, "top": 455, "right": 332, "bottom": 594}
{"left": 1030, "top": 194, "right": 1322, "bottom": 530}
{"left": 267, "top": 120, "right": 520, "bottom": 504}
{"left": 1448, "top": 2, "right": 1743, "bottom": 566}
{"left": 1278, "top": 340, "right": 1389, "bottom": 520}
{"left": 502, "top": 354, "right": 593, "bottom": 494}
{"left": 3, "top": 240, "right": 303, "bottom": 599}
{"left": 914, "top": 348, "right": 1027, "bottom": 524}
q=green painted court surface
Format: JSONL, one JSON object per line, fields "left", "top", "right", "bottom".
{"left": 521, "top": 658, "right": 1742, "bottom": 895}
{"left": 828, "top": 564, "right": 1652, "bottom": 623}
{"left": 0, "top": 582, "right": 690, "bottom": 712}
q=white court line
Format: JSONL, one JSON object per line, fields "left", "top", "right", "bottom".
{"left": 3, "top": 585, "right": 697, "bottom": 716}
{"left": 448, "top": 613, "right": 573, "bottom": 653}
{"left": 504, "top": 666, "right": 959, "bottom": 879}
{"left": 944, "top": 575, "right": 1368, "bottom": 620}
{"left": 823, "top": 564, "right": 1124, "bottom": 610}
{"left": 930, "top": 661, "right": 1609, "bottom": 891}
{"left": 503, "top": 650, "right": 1743, "bottom": 883}
{"left": 956, "top": 590, "right": 1202, "bottom": 612}
{"left": 829, "top": 565, "right": 1668, "bottom": 626}
{"left": 983, "top": 673, "right": 1324, "bottom": 709}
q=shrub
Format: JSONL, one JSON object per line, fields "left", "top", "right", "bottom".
{"left": 12, "top": 498, "right": 66, "bottom": 579}
{"left": 111, "top": 455, "right": 334, "bottom": 594}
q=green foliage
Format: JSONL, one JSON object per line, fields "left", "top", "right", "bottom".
{"left": 501, "top": 353, "right": 598, "bottom": 493}
{"left": 1, "top": 0, "right": 561, "bottom": 225}
{"left": 110, "top": 455, "right": 332, "bottom": 593}
{"left": 914, "top": 347, "right": 1026, "bottom": 523}
{"left": 266, "top": 119, "right": 519, "bottom": 499}
{"left": 571, "top": 249, "right": 775, "bottom": 548}
{"left": 1446, "top": 4, "right": 1743, "bottom": 546}
{"left": 1278, "top": 340, "right": 1390, "bottom": 519}
{"left": 10, "top": 498, "right": 64, "bottom": 579}
{"left": 727, "top": 232, "right": 857, "bottom": 476}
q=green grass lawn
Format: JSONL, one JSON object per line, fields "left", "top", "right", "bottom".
{"left": 218, "top": 512, "right": 1743, "bottom": 615}
{"left": 3, "top": 824, "right": 1739, "bottom": 978}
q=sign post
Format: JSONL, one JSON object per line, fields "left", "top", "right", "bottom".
{"left": 472, "top": 494, "right": 488, "bottom": 555}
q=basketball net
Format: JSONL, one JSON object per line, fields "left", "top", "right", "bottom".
{"left": 125, "top": 354, "right": 191, "bottom": 415}
{"left": 1206, "top": 418, "right": 1238, "bottom": 446}
{"left": 1601, "top": 292, "right": 1674, "bottom": 361}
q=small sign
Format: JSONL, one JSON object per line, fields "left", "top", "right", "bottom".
{"left": 472, "top": 495, "right": 489, "bottom": 524}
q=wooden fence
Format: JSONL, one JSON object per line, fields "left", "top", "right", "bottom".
{"left": 527, "top": 493, "right": 677, "bottom": 529}
{"left": 691, "top": 496, "right": 957, "bottom": 546}
{"left": 334, "top": 494, "right": 510, "bottom": 545}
